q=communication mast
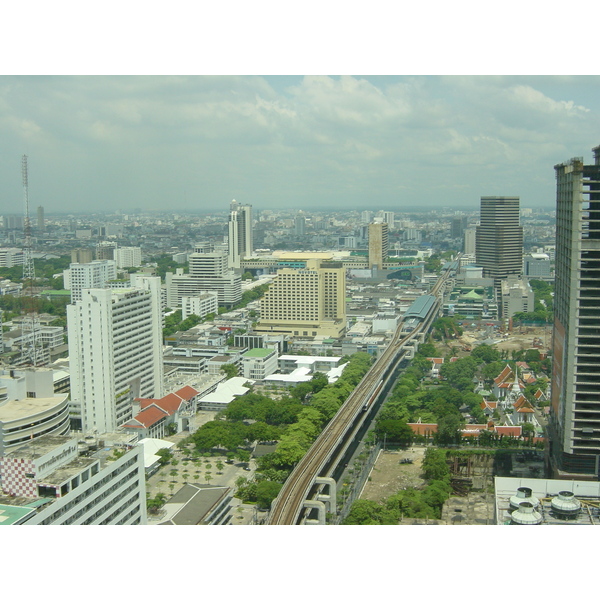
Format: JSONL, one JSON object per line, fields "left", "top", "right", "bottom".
{"left": 20, "top": 154, "right": 44, "bottom": 366}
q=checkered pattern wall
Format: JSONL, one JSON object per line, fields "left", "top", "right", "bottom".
{"left": 0, "top": 457, "right": 39, "bottom": 497}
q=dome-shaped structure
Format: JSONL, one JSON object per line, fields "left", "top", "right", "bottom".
{"left": 510, "top": 487, "right": 540, "bottom": 511}
{"left": 551, "top": 491, "right": 581, "bottom": 519}
{"left": 510, "top": 501, "right": 543, "bottom": 525}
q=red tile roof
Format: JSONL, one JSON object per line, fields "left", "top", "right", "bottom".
{"left": 494, "top": 425, "right": 522, "bottom": 437}
{"left": 494, "top": 365, "right": 513, "bottom": 384}
{"left": 175, "top": 385, "right": 198, "bottom": 401}
{"left": 123, "top": 405, "right": 168, "bottom": 429}
{"left": 408, "top": 423, "right": 438, "bottom": 436}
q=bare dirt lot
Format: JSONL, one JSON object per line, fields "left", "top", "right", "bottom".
{"left": 443, "top": 324, "right": 552, "bottom": 358}
{"left": 360, "top": 447, "right": 427, "bottom": 503}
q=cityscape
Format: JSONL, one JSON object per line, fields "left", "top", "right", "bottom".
{"left": 0, "top": 76, "right": 599, "bottom": 529}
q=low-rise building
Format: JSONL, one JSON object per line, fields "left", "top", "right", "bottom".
{"left": 241, "top": 348, "right": 278, "bottom": 380}
{"left": 0, "top": 369, "right": 70, "bottom": 456}
{"left": 0, "top": 433, "right": 146, "bottom": 525}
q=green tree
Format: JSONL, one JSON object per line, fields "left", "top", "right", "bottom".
{"left": 156, "top": 448, "right": 173, "bottom": 466}
{"left": 374, "top": 419, "right": 413, "bottom": 445}
{"left": 221, "top": 363, "right": 238, "bottom": 379}
{"left": 256, "top": 480, "right": 283, "bottom": 509}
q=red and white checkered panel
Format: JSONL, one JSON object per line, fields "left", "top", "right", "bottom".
{"left": 0, "top": 457, "right": 39, "bottom": 497}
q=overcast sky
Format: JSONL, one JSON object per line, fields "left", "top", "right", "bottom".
{"left": 1, "top": 75, "right": 599, "bottom": 215}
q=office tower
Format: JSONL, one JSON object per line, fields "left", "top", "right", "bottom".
{"left": 294, "top": 213, "right": 306, "bottom": 236}
{"left": 114, "top": 246, "right": 142, "bottom": 269}
{"left": 476, "top": 197, "right": 523, "bottom": 281}
{"left": 37, "top": 206, "right": 44, "bottom": 232}
{"left": 476, "top": 197, "right": 523, "bottom": 316}
{"left": 451, "top": 216, "right": 468, "bottom": 239}
{"left": 368, "top": 222, "right": 389, "bottom": 270}
{"left": 549, "top": 145, "right": 600, "bottom": 479}
{"left": 63, "top": 259, "right": 117, "bottom": 303}
{"left": 464, "top": 226, "right": 477, "bottom": 255}
{"left": 67, "top": 278, "right": 164, "bottom": 433}
{"left": 254, "top": 258, "right": 346, "bottom": 338}
{"left": 361, "top": 210, "right": 373, "bottom": 224}
{"left": 228, "top": 200, "right": 253, "bottom": 269}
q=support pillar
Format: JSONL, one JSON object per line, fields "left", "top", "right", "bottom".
{"left": 303, "top": 500, "right": 326, "bottom": 525}
{"left": 315, "top": 477, "right": 337, "bottom": 513}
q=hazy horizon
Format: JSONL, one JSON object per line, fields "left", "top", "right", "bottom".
{"left": 1, "top": 75, "right": 598, "bottom": 216}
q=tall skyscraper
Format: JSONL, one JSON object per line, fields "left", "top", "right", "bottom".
{"left": 549, "top": 145, "right": 600, "bottom": 479}
{"left": 476, "top": 197, "right": 523, "bottom": 281}
{"left": 294, "top": 213, "right": 306, "bottom": 236}
{"left": 67, "top": 278, "right": 164, "bottom": 433}
{"left": 254, "top": 258, "right": 346, "bottom": 339}
{"left": 228, "top": 200, "right": 253, "bottom": 269}
{"left": 368, "top": 222, "right": 389, "bottom": 270}
{"left": 37, "top": 206, "right": 44, "bottom": 232}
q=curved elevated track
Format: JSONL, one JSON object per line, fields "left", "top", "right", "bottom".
{"left": 268, "top": 268, "right": 455, "bottom": 525}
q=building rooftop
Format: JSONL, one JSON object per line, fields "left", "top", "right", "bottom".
{"left": 243, "top": 348, "right": 275, "bottom": 358}
{"left": 0, "top": 394, "right": 68, "bottom": 422}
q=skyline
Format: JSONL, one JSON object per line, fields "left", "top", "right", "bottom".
{"left": 1, "top": 76, "right": 600, "bottom": 215}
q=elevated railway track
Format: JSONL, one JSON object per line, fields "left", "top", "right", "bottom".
{"left": 268, "top": 266, "right": 456, "bottom": 524}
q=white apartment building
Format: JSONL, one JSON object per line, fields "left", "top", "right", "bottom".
{"left": 67, "top": 278, "right": 164, "bottom": 433}
{"left": 0, "top": 435, "right": 147, "bottom": 525}
{"left": 181, "top": 292, "right": 219, "bottom": 320}
{"left": 228, "top": 200, "right": 253, "bottom": 269}
{"left": 114, "top": 246, "right": 142, "bottom": 269}
{"left": 63, "top": 260, "right": 117, "bottom": 303}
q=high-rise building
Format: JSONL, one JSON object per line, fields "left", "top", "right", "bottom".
{"left": 166, "top": 243, "right": 242, "bottom": 308}
{"left": 476, "top": 197, "right": 523, "bottom": 282}
{"left": 464, "top": 226, "right": 477, "bottom": 255}
{"left": 114, "top": 246, "right": 142, "bottom": 269}
{"left": 451, "top": 216, "right": 468, "bottom": 239}
{"left": 368, "top": 222, "right": 389, "bottom": 270}
{"left": 63, "top": 259, "right": 117, "bottom": 303}
{"left": 228, "top": 200, "right": 253, "bottom": 269}
{"left": 549, "top": 145, "right": 600, "bottom": 479}
{"left": 254, "top": 258, "right": 346, "bottom": 339}
{"left": 67, "top": 278, "right": 164, "bottom": 433}
{"left": 36, "top": 206, "right": 44, "bottom": 232}
{"left": 378, "top": 211, "right": 395, "bottom": 229}
{"left": 294, "top": 214, "right": 306, "bottom": 236}
{"left": 475, "top": 196, "right": 523, "bottom": 316}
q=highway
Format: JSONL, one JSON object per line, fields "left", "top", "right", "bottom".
{"left": 267, "top": 266, "right": 455, "bottom": 525}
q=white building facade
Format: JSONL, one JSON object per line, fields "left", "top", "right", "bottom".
{"left": 67, "top": 278, "right": 164, "bottom": 433}
{"left": 63, "top": 260, "right": 117, "bottom": 303}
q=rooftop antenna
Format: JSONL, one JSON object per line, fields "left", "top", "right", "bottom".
{"left": 21, "top": 154, "right": 44, "bottom": 366}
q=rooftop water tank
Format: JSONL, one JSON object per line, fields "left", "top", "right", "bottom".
{"left": 510, "top": 487, "right": 540, "bottom": 511}
{"left": 510, "top": 501, "right": 543, "bottom": 525}
{"left": 550, "top": 491, "right": 581, "bottom": 519}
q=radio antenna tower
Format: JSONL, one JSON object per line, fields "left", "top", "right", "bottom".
{"left": 21, "top": 154, "right": 44, "bottom": 366}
